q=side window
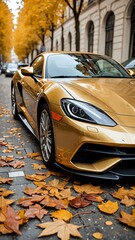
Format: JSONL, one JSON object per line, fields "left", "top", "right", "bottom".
{"left": 31, "top": 56, "right": 44, "bottom": 77}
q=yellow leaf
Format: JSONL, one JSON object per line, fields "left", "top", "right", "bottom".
{"left": 98, "top": 200, "right": 118, "bottom": 214}
{"left": 92, "top": 232, "right": 103, "bottom": 239}
{"left": 50, "top": 209, "right": 72, "bottom": 221}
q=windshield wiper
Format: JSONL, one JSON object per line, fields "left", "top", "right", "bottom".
{"left": 51, "top": 75, "right": 92, "bottom": 78}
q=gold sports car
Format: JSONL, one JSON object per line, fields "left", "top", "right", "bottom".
{"left": 11, "top": 51, "right": 135, "bottom": 180}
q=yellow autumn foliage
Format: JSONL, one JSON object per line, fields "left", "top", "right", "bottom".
{"left": 0, "top": 0, "right": 13, "bottom": 61}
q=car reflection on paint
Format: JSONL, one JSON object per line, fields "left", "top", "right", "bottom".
{"left": 5, "top": 62, "right": 18, "bottom": 77}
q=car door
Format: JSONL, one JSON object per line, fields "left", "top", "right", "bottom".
{"left": 21, "top": 55, "right": 44, "bottom": 127}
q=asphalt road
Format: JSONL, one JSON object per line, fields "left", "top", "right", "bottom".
{"left": 0, "top": 74, "right": 135, "bottom": 240}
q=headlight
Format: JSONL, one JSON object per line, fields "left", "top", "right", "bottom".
{"left": 61, "top": 99, "right": 116, "bottom": 126}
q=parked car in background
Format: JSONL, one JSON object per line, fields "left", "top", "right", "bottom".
{"left": 11, "top": 51, "right": 135, "bottom": 180}
{"left": 5, "top": 62, "right": 18, "bottom": 77}
{"left": 1, "top": 63, "right": 8, "bottom": 74}
{"left": 122, "top": 57, "right": 135, "bottom": 77}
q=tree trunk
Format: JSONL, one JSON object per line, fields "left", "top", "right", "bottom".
{"left": 51, "top": 23, "right": 54, "bottom": 51}
{"left": 75, "top": 14, "right": 80, "bottom": 51}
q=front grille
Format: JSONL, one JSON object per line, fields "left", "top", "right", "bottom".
{"left": 72, "top": 144, "right": 135, "bottom": 164}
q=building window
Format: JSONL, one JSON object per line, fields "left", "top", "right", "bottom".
{"left": 68, "top": 32, "right": 72, "bottom": 51}
{"left": 105, "top": 12, "right": 115, "bottom": 57}
{"left": 88, "top": 21, "right": 94, "bottom": 52}
{"left": 130, "top": 5, "right": 135, "bottom": 57}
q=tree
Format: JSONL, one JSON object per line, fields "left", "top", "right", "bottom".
{"left": 63, "top": 0, "right": 84, "bottom": 51}
{"left": 0, "top": 0, "right": 13, "bottom": 62}
{"left": 14, "top": 0, "right": 66, "bottom": 60}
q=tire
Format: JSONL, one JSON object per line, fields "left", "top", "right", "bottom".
{"left": 11, "top": 85, "right": 18, "bottom": 119}
{"left": 39, "top": 104, "right": 55, "bottom": 168}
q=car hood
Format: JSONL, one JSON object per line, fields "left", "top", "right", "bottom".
{"left": 59, "top": 77, "right": 135, "bottom": 117}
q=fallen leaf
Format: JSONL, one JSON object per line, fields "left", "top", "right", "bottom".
{"left": 0, "top": 177, "right": 13, "bottom": 184}
{"left": 23, "top": 185, "right": 47, "bottom": 196}
{"left": 105, "top": 221, "right": 113, "bottom": 226}
{"left": 118, "top": 209, "right": 135, "bottom": 228}
{"left": 83, "top": 193, "right": 103, "bottom": 202}
{"left": 38, "top": 219, "right": 82, "bottom": 239}
{"left": 3, "top": 205, "right": 22, "bottom": 235}
{"left": 98, "top": 200, "right": 118, "bottom": 214}
{"left": 0, "top": 223, "right": 13, "bottom": 234}
{"left": 92, "top": 232, "right": 103, "bottom": 239}
{"left": 121, "top": 195, "right": 135, "bottom": 207}
{"left": 73, "top": 183, "right": 104, "bottom": 194}
{"left": 18, "top": 195, "right": 45, "bottom": 207}
{"left": 27, "top": 152, "right": 42, "bottom": 159}
{"left": 31, "top": 163, "right": 46, "bottom": 170}
{"left": 25, "top": 204, "right": 48, "bottom": 220}
{"left": 25, "top": 174, "right": 47, "bottom": 182}
{"left": 0, "top": 196, "right": 15, "bottom": 208}
{"left": 0, "top": 189, "right": 15, "bottom": 197}
{"left": 69, "top": 195, "right": 91, "bottom": 208}
{"left": 50, "top": 209, "right": 72, "bottom": 221}
{"left": 9, "top": 160, "right": 25, "bottom": 168}
{"left": 0, "top": 160, "right": 8, "bottom": 167}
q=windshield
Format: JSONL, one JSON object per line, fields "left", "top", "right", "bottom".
{"left": 8, "top": 63, "right": 18, "bottom": 69}
{"left": 46, "top": 53, "right": 131, "bottom": 79}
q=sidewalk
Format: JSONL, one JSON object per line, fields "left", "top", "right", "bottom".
{"left": 0, "top": 74, "right": 135, "bottom": 240}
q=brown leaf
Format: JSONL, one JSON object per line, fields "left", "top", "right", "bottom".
{"left": 121, "top": 195, "right": 135, "bottom": 207}
{"left": 118, "top": 209, "right": 135, "bottom": 228}
{"left": 38, "top": 219, "right": 82, "bottom": 239}
{"left": 0, "top": 177, "right": 13, "bottom": 184}
{"left": 0, "top": 196, "right": 16, "bottom": 208}
{"left": 0, "top": 223, "right": 13, "bottom": 234}
{"left": 50, "top": 209, "right": 72, "bottom": 221}
{"left": 0, "top": 160, "right": 8, "bottom": 167}
{"left": 83, "top": 193, "right": 103, "bottom": 202}
{"left": 3, "top": 156, "right": 14, "bottom": 162}
{"left": 47, "top": 179, "right": 67, "bottom": 190}
{"left": 23, "top": 185, "right": 46, "bottom": 196}
{"left": 27, "top": 152, "right": 42, "bottom": 159}
{"left": 3, "top": 205, "right": 22, "bottom": 235}
{"left": 73, "top": 183, "right": 104, "bottom": 194}
{"left": 98, "top": 200, "right": 118, "bottom": 214}
{"left": 53, "top": 198, "right": 69, "bottom": 209}
{"left": 25, "top": 204, "right": 48, "bottom": 220}
{"left": 57, "top": 188, "right": 74, "bottom": 200}
{"left": 31, "top": 163, "right": 46, "bottom": 170}
{"left": 18, "top": 195, "right": 45, "bottom": 207}
{"left": 69, "top": 195, "right": 91, "bottom": 208}
{"left": 40, "top": 196, "right": 56, "bottom": 208}
{"left": 25, "top": 174, "right": 47, "bottom": 182}
{"left": 0, "top": 189, "right": 15, "bottom": 197}
{"left": 9, "top": 160, "right": 25, "bottom": 168}
{"left": 112, "top": 187, "right": 130, "bottom": 200}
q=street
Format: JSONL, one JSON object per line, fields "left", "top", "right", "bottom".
{"left": 0, "top": 74, "right": 135, "bottom": 240}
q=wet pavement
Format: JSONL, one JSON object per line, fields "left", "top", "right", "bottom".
{"left": 0, "top": 74, "right": 135, "bottom": 240}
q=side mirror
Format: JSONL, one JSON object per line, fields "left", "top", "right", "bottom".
{"left": 128, "top": 69, "right": 135, "bottom": 78}
{"left": 21, "top": 66, "right": 34, "bottom": 76}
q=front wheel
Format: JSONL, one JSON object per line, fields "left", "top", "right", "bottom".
{"left": 39, "top": 104, "right": 55, "bottom": 168}
{"left": 11, "top": 85, "right": 18, "bottom": 119}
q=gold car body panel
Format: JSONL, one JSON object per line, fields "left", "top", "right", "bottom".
{"left": 12, "top": 51, "right": 135, "bottom": 175}
{"left": 52, "top": 114, "right": 135, "bottom": 171}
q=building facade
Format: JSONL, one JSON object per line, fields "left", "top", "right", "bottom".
{"left": 44, "top": 0, "right": 135, "bottom": 64}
